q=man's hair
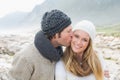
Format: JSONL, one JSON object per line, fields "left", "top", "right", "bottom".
{"left": 45, "top": 31, "right": 62, "bottom": 40}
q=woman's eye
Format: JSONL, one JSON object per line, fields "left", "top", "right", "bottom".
{"left": 83, "top": 39, "right": 88, "bottom": 42}
{"left": 74, "top": 34, "right": 79, "bottom": 38}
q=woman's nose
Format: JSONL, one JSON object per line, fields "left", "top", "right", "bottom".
{"left": 77, "top": 40, "right": 82, "bottom": 45}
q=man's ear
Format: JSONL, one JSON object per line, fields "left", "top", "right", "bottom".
{"left": 53, "top": 33, "right": 59, "bottom": 39}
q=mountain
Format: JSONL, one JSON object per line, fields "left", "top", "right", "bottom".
{"left": 0, "top": 12, "right": 27, "bottom": 29}
{"left": 28, "top": 0, "right": 120, "bottom": 26}
{"left": 0, "top": 0, "right": 120, "bottom": 29}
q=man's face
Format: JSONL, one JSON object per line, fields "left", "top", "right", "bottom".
{"left": 57, "top": 25, "right": 72, "bottom": 47}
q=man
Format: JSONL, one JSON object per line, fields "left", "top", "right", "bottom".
{"left": 9, "top": 9, "right": 72, "bottom": 80}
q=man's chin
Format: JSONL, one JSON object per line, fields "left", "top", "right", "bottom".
{"left": 65, "top": 43, "right": 71, "bottom": 47}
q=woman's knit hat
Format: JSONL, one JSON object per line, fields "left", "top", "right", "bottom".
{"left": 41, "top": 9, "right": 71, "bottom": 36}
{"left": 73, "top": 20, "right": 96, "bottom": 41}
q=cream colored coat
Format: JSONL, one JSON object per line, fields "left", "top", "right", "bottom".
{"left": 9, "top": 44, "right": 55, "bottom": 80}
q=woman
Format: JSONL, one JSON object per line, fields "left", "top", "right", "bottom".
{"left": 55, "top": 20, "right": 109, "bottom": 80}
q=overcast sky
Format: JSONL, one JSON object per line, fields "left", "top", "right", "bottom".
{"left": 0, "top": 0, "right": 45, "bottom": 18}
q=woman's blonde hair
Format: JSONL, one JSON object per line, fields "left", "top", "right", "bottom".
{"left": 63, "top": 39, "right": 104, "bottom": 80}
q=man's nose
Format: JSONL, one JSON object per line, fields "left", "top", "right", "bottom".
{"left": 70, "top": 31, "right": 73, "bottom": 38}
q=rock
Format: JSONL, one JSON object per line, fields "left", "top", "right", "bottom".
{"left": 116, "top": 58, "right": 120, "bottom": 65}
{"left": 111, "top": 53, "right": 120, "bottom": 61}
{"left": 0, "top": 32, "right": 120, "bottom": 80}
{"left": 0, "top": 33, "right": 34, "bottom": 55}
{"left": 113, "top": 68, "right": 120, "bottom": 80}
{"left": 0, "top": 54, "right": 13, "bottom": 80}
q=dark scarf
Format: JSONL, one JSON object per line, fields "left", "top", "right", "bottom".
{"left": 34, "top": 31, "right": 63, "bottom": 62}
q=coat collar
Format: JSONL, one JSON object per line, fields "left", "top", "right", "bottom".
{"left": 34, "top": 31, "right": 63, "bottom": 62}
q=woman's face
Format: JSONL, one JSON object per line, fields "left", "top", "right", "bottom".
{"left": 71, "top": 30, "right": 90, "bottom": 54}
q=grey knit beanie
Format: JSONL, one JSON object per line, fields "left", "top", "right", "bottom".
{"left": 41, "top": 9, "right": 71, "bottom": 36}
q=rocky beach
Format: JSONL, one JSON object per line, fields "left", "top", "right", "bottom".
{"left": 0, "top": 0, "right": 120, "bottom": 80}
{"left": 0, "top": 32, "right": 120, "bottom": 80}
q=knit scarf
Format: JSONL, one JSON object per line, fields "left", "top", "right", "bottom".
{"left": 34, "top": 31, "right": 63, "bottom": 62}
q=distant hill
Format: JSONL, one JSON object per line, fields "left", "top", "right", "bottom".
{"left": 0, "top": 0, "right": 120, "bottom": 29}
{"left": 0, "top": 12, "right": 27, "bottom": 29}
{"left": 97, "top": 23, "right": 120, "bottom": 37}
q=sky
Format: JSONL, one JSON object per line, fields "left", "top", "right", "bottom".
{"left": 0, "top": 0, "right": 45, "bottom": 18}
